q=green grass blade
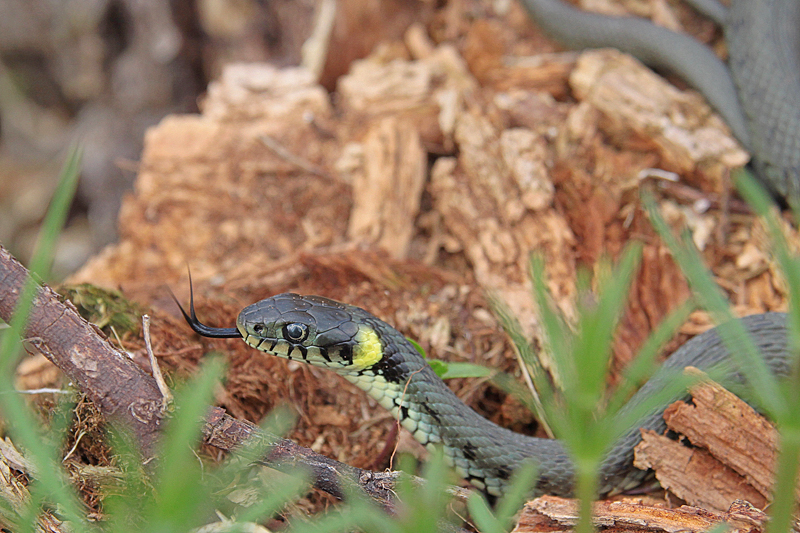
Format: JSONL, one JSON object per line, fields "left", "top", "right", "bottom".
{"left": 733, "top": 170, "right": 800, "bottom": 533}
{"left": 490, "top": 294, "right": 552, "bottom": 434}
{"left": 217, "top": 407, "right": 309, "bottom": 525}
{"left": 735, "top": 171, "right": 800, "bottom": 382}
{"left": 466, "top": 494, "right": 504, "bottom": 533}
{"left": 527, "top": 254, "right": 569, "bottom": 435}
{"left": 467, "top": 463, "right": 539, "bottom": 533}
{"left": 571, "top": 244, "right": 641, "bottom": 409}
{"left": 232, "top": 471, "right": 309, "bottom": 525}
{"left": 426, "top": 359, "right": 495, "bottom": 380}
{"left": 145, "top": 355, "right": 227, "bottom": 530}
{"left": 29, "top": 146, "right": 82, "bottom": 279}
{"left": 0, "top": 146, "right": 89, "bottom": 530}
{"left": 103, "top": 427, "right": 151, "bottom": 533}
{"left": 395, "top": 450, "right": 457, "bottom": 533}
{"left": 767, "top": 427, "right": 800, "bottom": 533}
{"left": 494, "top": 460, "right": 537, "bottom": 529}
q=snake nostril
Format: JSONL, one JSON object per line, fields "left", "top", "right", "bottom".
{"left": 253, "top": 324, "right": 265, "bottom": 335}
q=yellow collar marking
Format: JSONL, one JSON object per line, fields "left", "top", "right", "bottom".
{"left": 352, "top": 326, "right": 383, "bottom": 369}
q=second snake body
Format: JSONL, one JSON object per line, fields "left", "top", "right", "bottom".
{"left": 520, "top": 0, "right": 800, "bottom": 201}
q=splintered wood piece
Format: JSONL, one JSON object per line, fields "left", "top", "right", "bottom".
{"left": 346, "top": 116, "right": 426, "bottom": 259}
{"left": 662, "top": 377, "right": 777, "bottom": 498}
{"left": 568, "top": 49, "right": 748, "bottom": 187}
{"left": 512, "top": 495, "right": 768, "bottom": 533}
{"left": 634, "top": 430, "right": 767, "bottom": 511}
{"left": 633, "top": 372, "right": 784, "bottom": 511}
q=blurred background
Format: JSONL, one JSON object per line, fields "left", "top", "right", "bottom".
{"left": 0, "top": 0, "right": 434, "bottom": 277}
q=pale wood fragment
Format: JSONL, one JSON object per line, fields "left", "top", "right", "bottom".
{"left": 485, "top": 54, "right": 576, "bottom": 96}
{"left": 203, "top": 64, "right": 332, "bottom": 122}
{"left": 512, "top": 495, "right": 767, "bottom": 533}
{"left": 568, "top": 49, "right": 749, "bottom": 189}
{"left": 337, "top": 58, "right": 433, "bottom": 115}
{"left": 429, "top": 102, "right": 577, "bottom": 337}
{"left": 345, "top": 116, "right": 426, "bottom": 259}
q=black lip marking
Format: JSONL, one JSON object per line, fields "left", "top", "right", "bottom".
{"left": 297, "top": 345, "right": 308, "bottom": 359}
{"left": 339, "top": 344, "right": 353, "bottom": 362}
{"left": 269, "top": 339, "right": 278, "bottom": 351}
{"left": 400, "top": 405, "right": 409, "bottom": 420}
{"left": 319, "top": 347, "right": 331, "bottom": 362}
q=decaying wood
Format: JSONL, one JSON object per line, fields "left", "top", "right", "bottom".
{"left": 569, "top": 49, "right": 749, "bottom": 189}
{"left": 345, "top": 116, "right": 426, "bottom": 258}
{"left": 512, "top": 495, "right": 768, "bottom": 533}
{"left": 0, "top": 439, "right": 67, "bottom": 532}
{"left": 634, "top": 375, "right": 778, "bottom": 511}
{"left": 663, "top": 377, "right": 777, "bottom": 499}
{"left": 462, "top": 19, "right": 575, "bottom": 98}
{"left": 50, "top": 8, "right": 800, "bottom": 522}
{"left": 429, "top": 103, "right": 577, "bottom": 334}
{"left": 634, "top": 431, "right": 766, "bottom": 512}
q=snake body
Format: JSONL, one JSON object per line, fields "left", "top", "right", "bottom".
{"left": 519, "top": 0, "right": 800, "bottom": 201}
{"left": 179, "top": 293, "right": 791, "bottom": 497}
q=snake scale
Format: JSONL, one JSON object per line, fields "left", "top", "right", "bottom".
{"left": 520, "top": 0, "right": 800, "bottom": 202}
{"left": 178, "top": 292, "right": 791, "bottom": 497}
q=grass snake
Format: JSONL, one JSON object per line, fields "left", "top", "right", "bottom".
{"left": 520, "top": 0, "right": 800, "bottom": 202}
{"left": 178, "top": 291, "right": 791, "bottom": 497}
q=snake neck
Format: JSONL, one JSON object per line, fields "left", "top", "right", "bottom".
{"left": 338, "top": 325, "right": 581, "bottom": 497}
{"left": 342, "top": 354, "right": 654, "bottom": 498}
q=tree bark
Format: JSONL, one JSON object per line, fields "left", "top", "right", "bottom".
{"left": 0, "top": 246, "right": 165, "bottom": 455}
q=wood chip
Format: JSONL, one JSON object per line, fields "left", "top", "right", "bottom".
{"left": 513, "top": 495, "right": 768, "bottom": 533}
{"left": 634, "top": 430, "right": 766, "bottom": 511}
{"left": 346, "top": 116, "right": 426, "bottom": 258}
{"left": 663, "top": 376, "right": 777, "bottom": 498}
{"left": 634, "top": 374, "right": 781, "bottom": 511}
{"left": 569, "top": 49, "right": 749, "bottom": 189}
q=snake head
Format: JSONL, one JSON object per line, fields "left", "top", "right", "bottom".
{"left": 237, "top": 293, "right": 384, "bottom": 371}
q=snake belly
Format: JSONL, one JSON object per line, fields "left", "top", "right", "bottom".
{"left": 519, "top": 0, "right": 800, "bottom": 202}
{"left": 216, "top": 293, "right": 791, "bottom": 498}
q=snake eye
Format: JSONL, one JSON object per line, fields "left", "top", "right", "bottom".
{"left": 283, "top": 323, "right": 309, "bottom": 343}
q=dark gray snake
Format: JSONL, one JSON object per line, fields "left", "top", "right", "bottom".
{"left": 178, "top": 292, "right": 791, "bottom": 497}
{"left": 520, "top": 0, "right": 800, "bottom": 202}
